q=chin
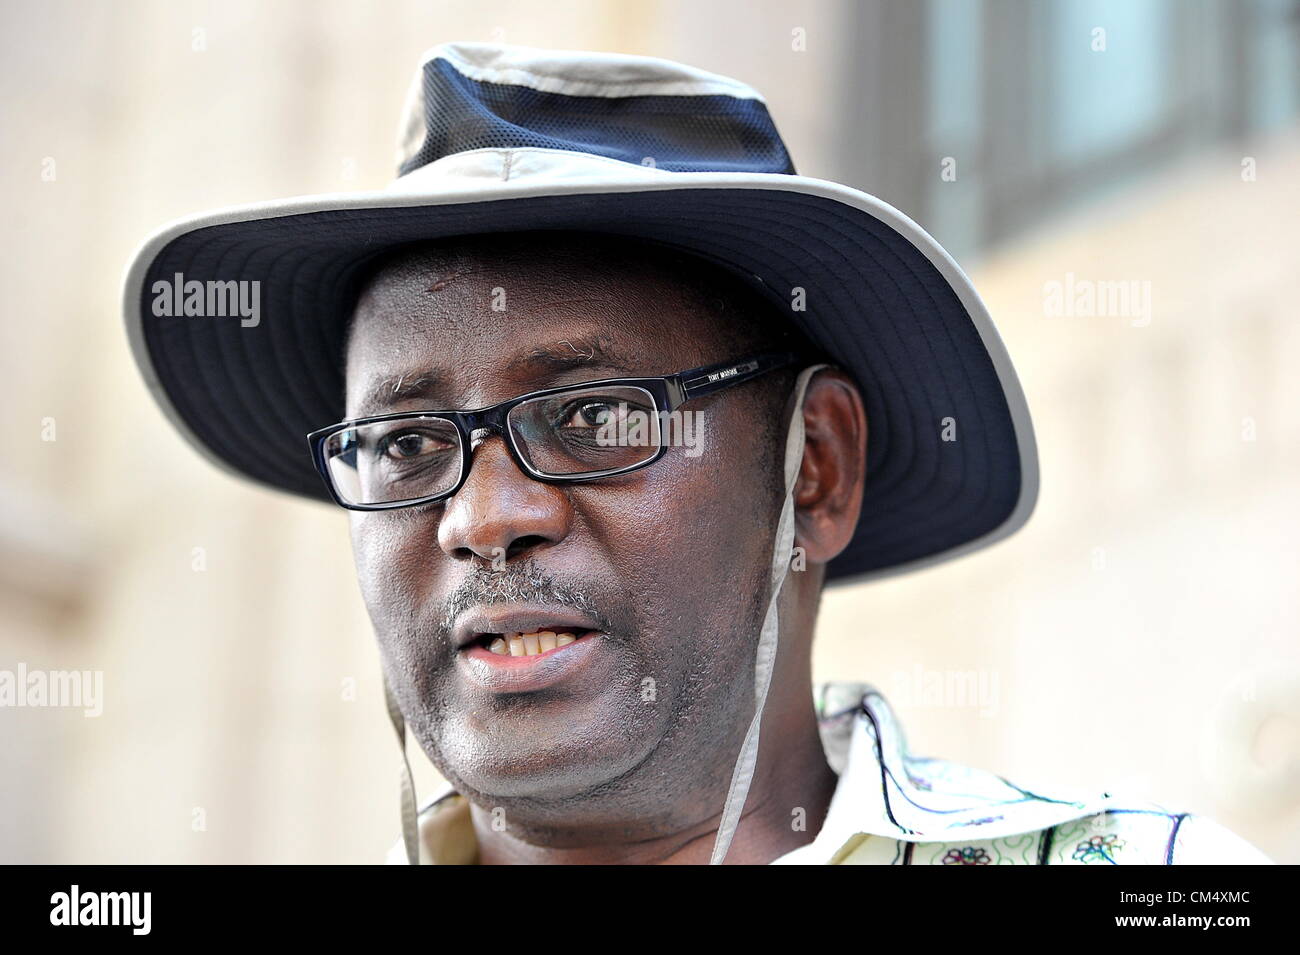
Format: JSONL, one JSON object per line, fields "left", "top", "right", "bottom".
{"left": 437, "top": 707, "right": 656, "bottom": 803}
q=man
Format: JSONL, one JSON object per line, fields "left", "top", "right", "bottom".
{"left": 125, "top": 42, "right": 1270, "bottom": 864}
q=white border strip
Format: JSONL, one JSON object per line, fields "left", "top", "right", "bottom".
{"left": 421, "top": 41, "right": 766, "bottom": 101}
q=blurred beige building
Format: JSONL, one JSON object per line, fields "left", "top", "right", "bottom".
{"left": 2, "top": 0, "right": 1297, "bottom": 862}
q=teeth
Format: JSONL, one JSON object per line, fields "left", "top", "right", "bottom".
{"left": 485, "top": 630, "right": 583, "bottom": 656}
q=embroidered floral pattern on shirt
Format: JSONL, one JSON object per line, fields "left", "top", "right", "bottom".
{"left": 1072, "top": 833, "right": 1127, "bottom": 864}
{"left": 942, "top": 846, "right": 991, "bottom": 865}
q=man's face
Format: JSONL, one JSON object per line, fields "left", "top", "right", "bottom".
{"left": 344, "top": 237, "right": 790, "bottom": 834}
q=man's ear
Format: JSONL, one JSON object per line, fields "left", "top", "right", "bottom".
{"left": 792, "top": 369, "right": 867, "bottom": 564}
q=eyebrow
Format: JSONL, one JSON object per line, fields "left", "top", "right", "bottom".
{"left": 352, "top": 334, "right": 638, "bottom": 416}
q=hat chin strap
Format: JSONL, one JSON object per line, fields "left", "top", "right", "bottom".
{"left": 385, "top": 674, "right": 421, "bottom": 865}
{"left": 385, "top": 363, "right": 828, "bottom": 867}
{"left": 708, "top": 362, "right": 827, "bottom": 865}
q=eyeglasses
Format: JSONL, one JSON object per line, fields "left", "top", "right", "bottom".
{"left": 307, "top": 351, "right": 797, "bottom": 511}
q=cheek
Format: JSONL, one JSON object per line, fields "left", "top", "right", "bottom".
{"left": 581, "top": 426, "right": 777, "bottom": 647}
{"left": 349, "top": 510, "right": 441, "bottom": 625}
{"left": 607, "top": 446, "right": 775, "bottom": 733}
{"left": 576, "top": 450, "right": 735, "bottom": 596}
{"left": 640, "top": 420, "right": 776, "bottom": 572}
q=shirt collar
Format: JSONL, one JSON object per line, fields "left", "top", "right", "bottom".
{"left": 770, "top": 683, "right": 1116, "bottom": 863}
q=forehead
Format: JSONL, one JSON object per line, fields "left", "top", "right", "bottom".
{"left": 343, "top": 236, "right": 742, "bottom": 416}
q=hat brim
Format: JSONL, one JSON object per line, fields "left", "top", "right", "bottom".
{"left": 123, "top": 172, "right": 1037, "bottom": 586}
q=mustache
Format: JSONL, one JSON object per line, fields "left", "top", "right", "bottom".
{"left": 434, "top": 559, "right": 618, "bottom": 638}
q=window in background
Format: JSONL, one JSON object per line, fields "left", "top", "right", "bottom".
{"left": 842, "top": 0, "right": 1300, "bottom": 260}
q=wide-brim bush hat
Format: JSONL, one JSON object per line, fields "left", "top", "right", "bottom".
{"left": 123, "top": 41, "right": 1037, "bottom": 586}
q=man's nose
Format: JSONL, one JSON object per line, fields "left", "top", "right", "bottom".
{"left": 436, "top": 432, "right": 572, "bottom": 565}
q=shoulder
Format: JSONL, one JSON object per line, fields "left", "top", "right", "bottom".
{"left": 833, "top": 810, "right": 1272, "bottom": 865}
{"left": 1163, "top": 813, "right": 1273, "bottom": 865}
{"left": 1039, "top": 808, "right": 1271, "bottom": 865}
{"left": 817, "top": 684, "right": 1273, "bottom": 866}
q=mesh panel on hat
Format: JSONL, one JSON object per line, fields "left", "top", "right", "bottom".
{"left": 398, "top": 58, "right": 796, "bottom": 176}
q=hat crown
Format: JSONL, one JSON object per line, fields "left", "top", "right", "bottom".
{"left": 395, "top": 42, "right": 795, "bottom": 178}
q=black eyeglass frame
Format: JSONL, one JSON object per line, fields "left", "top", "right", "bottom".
{"left": 307, "top": 351, "right": 799, "bottom": 511}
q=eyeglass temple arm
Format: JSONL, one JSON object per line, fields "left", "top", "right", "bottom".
{"left": 674, "top": 352, "right": 799, "bottom": 404}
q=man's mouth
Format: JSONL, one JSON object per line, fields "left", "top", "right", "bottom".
{"left": 454, "top": 607, "right": 607, "bottom": 691}
{"left": 471, "top": 628, "right": 595, "bottom": 658}
{"left": 451, "top": 605, "right": 607, "bottom": 666}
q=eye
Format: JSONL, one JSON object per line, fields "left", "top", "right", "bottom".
{"left": 380, "top": 429, "right": 453, "bottom": 461}
{"left": 560, "top": 400, "right": 621, "bottom": 428}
